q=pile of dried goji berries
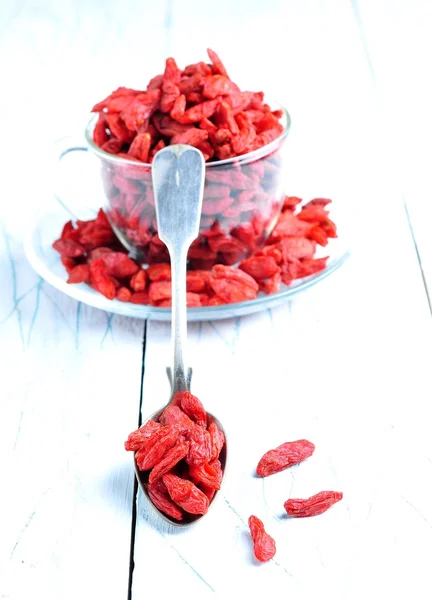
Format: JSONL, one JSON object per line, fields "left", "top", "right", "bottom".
{"left": 91, "top": 48, "right": 283, "bottom": 162}
{"left": 249, "top": 439, "right": 343, "bottom": 563}
{"left": 52, "top": 195, "right": 336, "bottom": 307}
{"left": 125, "top": 391, "right": 225, "bottom": 521}
{"left": 90, "top": 49, "right": 290, "bottom": 267}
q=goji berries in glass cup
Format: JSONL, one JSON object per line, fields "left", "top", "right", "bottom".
{"left": 78, "top": 101, "right": 291, "bottom": 267}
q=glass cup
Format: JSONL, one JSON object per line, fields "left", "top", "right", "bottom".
{"left": 55, "top": 101, "right": 291, "bottom": 267}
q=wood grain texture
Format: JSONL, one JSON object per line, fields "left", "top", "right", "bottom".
{"left": 0, "top": 1, "right": 431, "bottom": 599}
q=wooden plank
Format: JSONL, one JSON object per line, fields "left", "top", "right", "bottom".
{"left": 132, "top": 0, "right": 432, "bottom": 597}
{"left": 0, "top": 1, "right": 169, "bottom": 598}
{"left": 352, "top": 0, "right": 432, "bottom": 303}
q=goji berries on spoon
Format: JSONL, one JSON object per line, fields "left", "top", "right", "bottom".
{"left": 125, "top": 145, "right": 226, "bottom": 525}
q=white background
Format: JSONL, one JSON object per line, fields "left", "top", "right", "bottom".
{"left": 1, "top": 1, "right": 432, "bottom": 599}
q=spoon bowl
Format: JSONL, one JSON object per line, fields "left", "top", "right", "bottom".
{"left": 133, "top": 146, "right": 227, "bottom": 526}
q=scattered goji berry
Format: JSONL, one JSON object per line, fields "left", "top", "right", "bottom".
{"left": 116, "top": 286, "right": 132, "bottom": 302}
{"left": 256, "top": 439, "right": 315, "bottom": 477}
{"left": 67, "top": 264, "right": 90, "bottom": 284}
{"left": 53, "top": 238, "right": 86, "bottom": 258}
{"left": 284, "top": 491, "right": 343, "bottom": 517}
{"left": 248, "top": 516, "right": 276, "bottom": 562}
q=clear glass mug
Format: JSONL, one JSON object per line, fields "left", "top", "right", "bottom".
{"left": 55, "top": 102, "right": 291, "bottom": 267}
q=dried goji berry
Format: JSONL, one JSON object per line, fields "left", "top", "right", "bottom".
{"left": 130, "top": 291, "right": 150, "bottom": 304}
{"left": 67, "top": 264, "right": 90, "bottom": 284}
{"left": 93, "top": 113, "right": 109, "bottom": 146}
{"left": 148, "top": 440, "right": 190, "bottom": 484}
{"left": 61, "top": 256, "right": 76, "bottom": 273}
{"left": 189, "top": 458, "right": 222, "bottom": 490}
{"left": 135, "top": 426, "right": 180, "bottom": 471}
{"left": 284, "top": 491, "right": 343, "bottom": 517}
{"left": 239, "top": 256, "right": 280, "bottom": 281}
{"left": 207, "top": 421, "right": 225, "bottom": 461}
{"left": 171, "top": 128, "right": 208, "bottom": 147}
{"left": 101, "top": 252, "right": 139, "bottom": 278}
{"left": 159, "top": 405, "right": 194, "bottom": 434}
{"left": 105, "top": 113, "right": 134, "bottom": 143}
{"left": 53, "top": 238, "right": 86, "bottom": 258}
{"left": 186, "top": 425, "right": 212, "bottom": 466}
{"left": 130, "top": 269, "right": 147, "bottom": 292}
{"left": 178, "top": 391, "right": 207, "bottom": 427}
{"left": 207, "top": 48, "right": 229, "bottom": 77}
{"left": 146, "top": 479, "right": 183, "bottom": 521}
{"left": 256, "top": 439, "right": 315, "bottom": 477}
{"left": 125, "top": 420, "right": 161, "bottom": 451}
{"left": 147, "top": 263, "right": 171, "bottom": 281}
{"left": 128, "top": 132, "right": 151, "bottom": 162}
{"left": 162, "top": 473, "right": 210, "bottom": 515}
{"left": 89, "top": 258, "right": 117, "bottom": 300}
{"left": 116, "top": 286, "right": 132, "bottom": 302}
{"left": 248, "top": 516, "right": 276, "bottom": 563}
{"left": 149, "top": 281, "right": 172, "bottom": 305}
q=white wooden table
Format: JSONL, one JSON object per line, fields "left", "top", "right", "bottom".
{"left": 1, "top": 1, "right": 432, "bottom": 598}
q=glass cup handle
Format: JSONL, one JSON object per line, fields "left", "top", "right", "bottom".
{"left": 53, "top": 137, "right": 102, "bottom": 221}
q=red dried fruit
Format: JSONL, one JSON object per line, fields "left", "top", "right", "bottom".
{"left": 61, "top": 256, "right": 76, "bottom": 273}
{"left": 124, "top": 420, "right": 161, "bottom": 451}
{"left": 202, "top": 75, "right": 239, "bottom": 99}
{"left": 163, "top": 473, "right": 210, "bottom": 515}
{"left": 256, "top": 439, "right": 315, "bottom": 477}
{"left": 284, "top": 491, "right": 343, "bottom": 517}
{"left": 53, "top": 238, "right": 86, "bottom": 258}
{"left": 186, "top": 271, "right": 209, "bottom": 293}
{"left": 93, "top": 113, "right": 109, "bottom": 146}
{"left": 105, "top": 113, "right": 134, "bottom": 143}
{"left": 89, "top": 258, "right": 116, "bottom": 300}
{"left": 239, "top": 256, "right": 280, "bottom": 281}
{"left": 102, "top": 252, "right": 139, "bottom": 278}
{"left": 186, "top": 425, "right": 212, "bottom": 466}
{"left": 178, "top": 391, "right": 207, "bottom": 427}
{"left": 171, "top": 128, "right": 208, "bottom": 147}
{"left": 148, "top": 440, "right": 190, "bottom": 484}
{"left": 122, "top": 89, "right": 161, "bottom": 131}
{"left": 130, "top": 291, "right": 150, "bottom": 304}
{"left": 146, "top": 479, "right": 183, "bottom": 521}
{"left": 149, "top": 281, "right": 172, "bottom": 305}
{"left": 116, "top": 286, "right": 132, "bottom": 302}
{"left": 178, "top": 99, "right": 218, "bottom": 124}
{"left": 67, "top": 264, "right": 90, "bottom": 284}
{"left": 135, "top": 426, "right": 180, "bottom": 471}
{"left": 297, "top": 257, "right": 328, "bottom": 277}
{"left": 207, "top": 422, "right": 225, "bottom": 461}
{"left": 147, "top": 263, "right": 171, "bottom": 281}
{"left": 128, "top": 132, "right": 151, "bottom": 162}
{"left": 189, "top": 458, "right": 222, "bottom": 490}
{"left": 130, "top": 269, "right": 147, "bottom": 292}
{"left": 159, "top": 405, "right": 194, "bottom": 434}
{"left": 248, "top": 516, "right": 276, "bottom": 563}
{"left": 207, "top": 48, "right": 229, "bottom": 77}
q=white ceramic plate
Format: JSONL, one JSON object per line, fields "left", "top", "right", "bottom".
{"left": 24, "top": 203, "right": 350, "bottom": 321}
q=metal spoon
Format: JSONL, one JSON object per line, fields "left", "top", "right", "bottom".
{"left": 134, "top": 145, "right": 227, "bottom": 526}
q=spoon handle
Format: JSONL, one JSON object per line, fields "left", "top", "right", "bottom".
{"left": 152, "top": 145, "right": 205, "bottom": 394}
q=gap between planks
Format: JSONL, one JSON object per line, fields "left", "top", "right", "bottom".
{"left": 127, "top": 319, "right": 148, "bottom": 600}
